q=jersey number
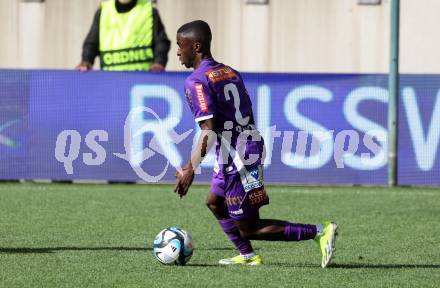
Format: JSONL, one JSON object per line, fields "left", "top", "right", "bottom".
{"left": 223, "top": 83, "right": 250, "bottom": 126}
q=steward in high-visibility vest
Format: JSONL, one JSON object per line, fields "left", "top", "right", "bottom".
{"left": 99, "top": 0, "right": 154, "bottom": 71}
{"left": 77, "top": 0, "right": 170, "bottom": 72}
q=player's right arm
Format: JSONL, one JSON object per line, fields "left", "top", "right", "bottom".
{"left": 174, "top": 118, "right": 216, "bottom": 198}
{"left": 174, "top": 78, "right": 217, "bottom": 197}
{"left": 189, "top": 118, "right": 217, "bottom": 170}
{"left": 184, "top": 77, "right": 217, "bottom": 166}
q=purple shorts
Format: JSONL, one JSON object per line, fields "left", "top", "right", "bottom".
{"left": 210, "top": 163, "right": 269, "bottom": 220}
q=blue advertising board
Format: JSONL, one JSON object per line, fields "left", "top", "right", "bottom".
{"left": 398, "top": 75, "right": 440, "bottom": 186}
{"left": 0, "top": 71, "right": 30, "bottom": 179}
{"left": 0, "top": 70, "right": 438, "bottom": 186}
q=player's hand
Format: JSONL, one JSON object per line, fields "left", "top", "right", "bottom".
{"left": 150, "top": 63, "right": 165, "bottom": 72}
{"left": 174, "top": 165, "right": 194, "bottom": 198}
{"left": 76, "top": 61, "right": 93, "bottom": 71}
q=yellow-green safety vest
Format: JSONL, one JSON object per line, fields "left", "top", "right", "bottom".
{"left": 99, "top": 0, "right": 154, "bottom": 71}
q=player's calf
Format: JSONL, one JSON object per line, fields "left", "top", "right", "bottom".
{"left": 235, "top": 218, "right": 317, "bottom": 241}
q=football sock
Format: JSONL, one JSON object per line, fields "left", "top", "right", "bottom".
{"left": 283, "top": 222, "right": 317, "bottom": 241}
{"left": 240, "top": 251, "right": 256, "bottom": 260}
{"left": 219, "top": 218, "right": 254, "bottom": 255}
{"left": 315, "top": 224, "right": 324, "bottom": 237}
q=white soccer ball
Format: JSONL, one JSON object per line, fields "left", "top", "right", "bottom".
{"left": 153, "top": 227, "right": 193, "bottom": 265}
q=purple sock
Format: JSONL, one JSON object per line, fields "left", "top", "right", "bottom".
{"left": 219, "top": 219, "right": 254, "bottom": 254}
{"left": 283, "top": 222, "right": 317, "bottom": 241}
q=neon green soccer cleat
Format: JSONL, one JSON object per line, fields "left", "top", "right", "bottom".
{"left": 218, "top": 254, "right": 263, "bottom": 266}
{"left": 315, "top": 222, "right": 338, "bottom": 268}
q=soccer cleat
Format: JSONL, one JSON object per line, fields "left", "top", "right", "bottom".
{"left": 315, "top": 221, "right": 338, "bottom": 268}
{"left": 218, "top": 254, "right": 263, "bottom": 266}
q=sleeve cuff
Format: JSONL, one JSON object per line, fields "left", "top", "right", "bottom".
{"left": 195, "top": 114, "right": 214, "bottom": 122}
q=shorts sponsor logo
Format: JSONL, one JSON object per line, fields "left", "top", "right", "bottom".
{"left": 194, "top": 83, "right": 208, "bottom": 112}
{"left": 250, "top": 168, "right": 259, "bottom": 180}
{"left": 244, "top": 181, "right": 264, "bottom": 192}
{"left": 242, "top": 166, "right": 264, "bottom": 192}
{"left": 230, "top": 208, "right": 243, "bottom": 215}
{"left": 248, "top": 188, "right": 268, "bottom": 205}
{"left": 226, "top": 196, "right": 243, "bottom": 206}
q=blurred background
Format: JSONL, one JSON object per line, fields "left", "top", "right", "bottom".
{"left": 1, "top": 0, "right": 440, "bottom": 73}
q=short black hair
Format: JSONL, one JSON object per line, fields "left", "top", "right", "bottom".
{"left": 177, "top": 20, "right": 212, "bottom": 50}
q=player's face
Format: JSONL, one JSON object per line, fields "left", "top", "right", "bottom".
{"left": 176, "top": 33, "right": 197, "bottom": 69}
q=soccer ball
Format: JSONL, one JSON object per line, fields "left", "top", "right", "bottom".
{"left": 153, "top": 227, "right": 193, "bottom": 265}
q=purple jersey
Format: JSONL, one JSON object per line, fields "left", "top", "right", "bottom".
{"left": 184, "top": 58, "right": 264, "bottom": 177}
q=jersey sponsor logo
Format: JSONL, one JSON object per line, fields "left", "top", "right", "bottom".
{"left": 194, "top": 83, "right": 208, "bottom": 112}
{"left": 206, "top": 66, "right": 238, "bottom": 83}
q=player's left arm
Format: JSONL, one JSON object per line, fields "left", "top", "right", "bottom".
{"left": 174, "top": 118, "right": 216, "bottom": 198}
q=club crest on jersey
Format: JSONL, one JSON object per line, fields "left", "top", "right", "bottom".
{"left": 194, "top": 83, "right": 208, "bottom": 112}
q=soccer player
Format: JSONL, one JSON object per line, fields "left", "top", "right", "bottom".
{"left": 174, "top": 20, "right": 338, "bottom": 267}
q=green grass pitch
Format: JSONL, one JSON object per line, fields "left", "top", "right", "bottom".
{"left": 0, "top": 183, "right": 439, "bottom": 287}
